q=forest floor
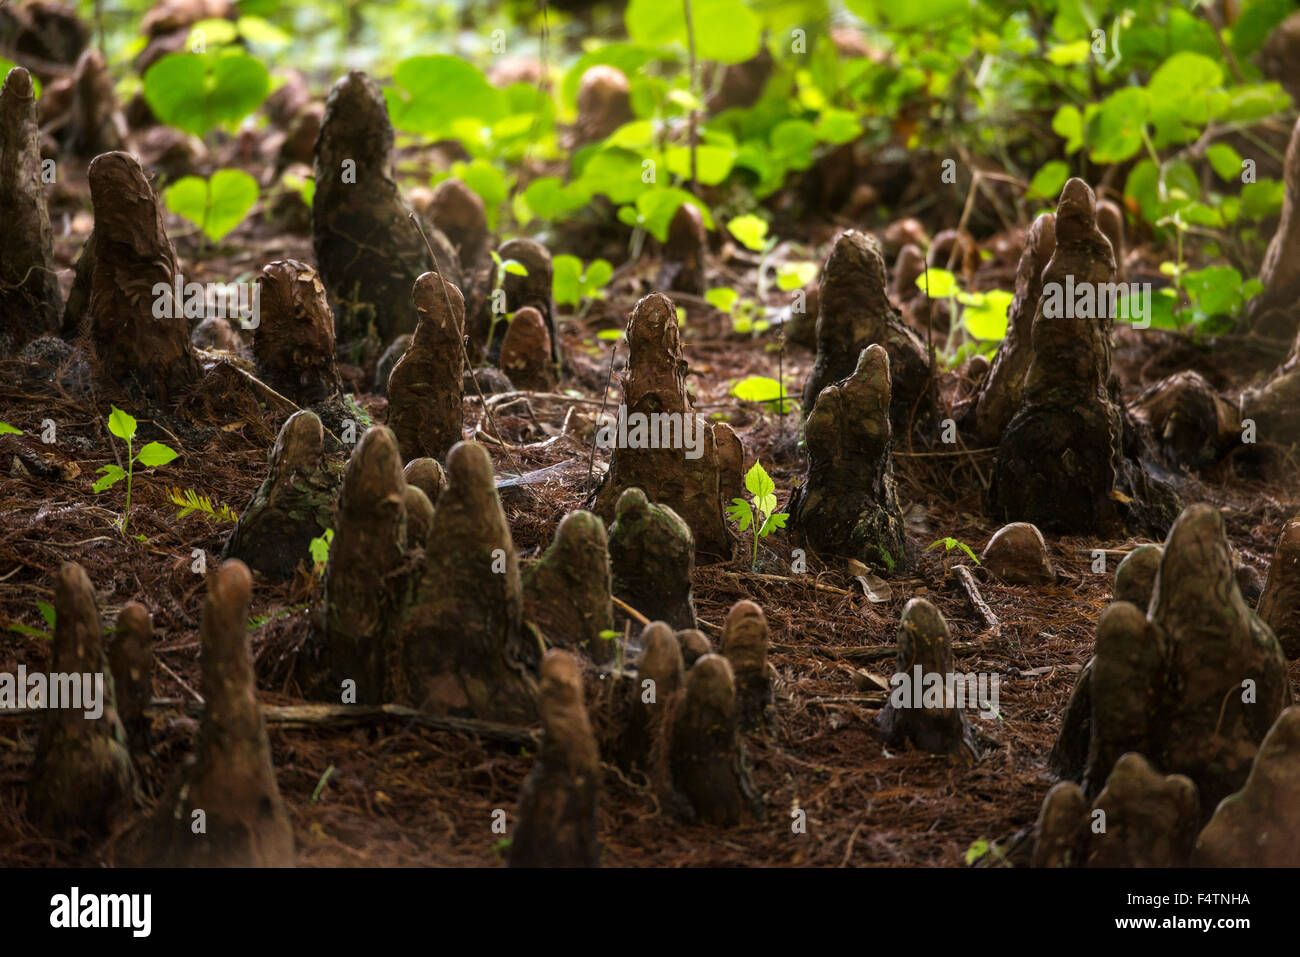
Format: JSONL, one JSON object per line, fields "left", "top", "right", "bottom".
{"left": 2, "top": 164, "right": 1299, "bottom": 868}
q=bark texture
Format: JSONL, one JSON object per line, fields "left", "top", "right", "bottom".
{"left": 523, "top": 510, "right": 615, "bottom": 662}
{"left": 85, "top": 151, "right": 201, "bottom": 402}
{"left": 1031, "top": 781, "right": 1088, "bottom": 868}
{"left": 253, "top": 259, "right": 343, "bottom": 406}
{"left": 109, "top": 601, "right": 154, "bottom": 756}
{"left": 607, "top": 487, "right": 696, "bottom": 630}
{"left": 875, "top": 597, "right": 981, "bottom": 761}
{"left": 980, "top": 522, "right": 1053, "bottom": 585}
{"left": 969, "top": 212, "right": 1055, "bottom": 445}
{"left": 402, "top": 457, "right": 446, "bottom": 504}
{"left": 1048, "top": 660, "right": 1092, "bottom": 781}
{"left": 1086, "top": 752, "right": 1199, "bottom": 867}
{"left": 386, "top": 272, "right": 465, "bottom": 463}
{"left": 1257, "top": 517, "right": 1300, "bottom": 658}
{"left": 1079, "top": 504, "right": 1290, "bottom": 809}
{"left": 573, "top": 65, "right": 633, "bottom": 147}
{"left": 788, "top": 344, "right": 906, "bottom": 571}
{"left": 1240, "top": 313, "right": 1300, "bottom": 449}
{"left": 395, "top": 441, "right": 539, "bottom": 723}
{"left": 499, "top": 305, "right": 556, "bottom": 392}
{"left": 989, "top": 179, "right": 1124, "bottom": 535}
{"left": 142, "top": 560, "right": 295, "bottom": 866}
{"left": 1193, "top": 706, "right": 1300, "bottom": 866}
{"left": 508, "top": 650, "right": 602, "bottom": 867}
{"left": 45, "top": 48, "right": 124, "bottom": 157}
{"left": 801, "top": 230, "right": 933, "bottom": 435}
{"left": 29, "top": 562, "right": 136, "bottom": 836}
{"left": 593, "top": 293, "right": 735, "bottom": 561}
{"left": 619, "top": 620, "right": 683, "bottom": 773}
{"left": 721, "top": 599, "right": 775, "bottom": 735}
{"left": 312, "top": 70, "right": 460, "bottom": 349}
{"left": 657, "top": 202, "right": 708, "bottom": 296}
{"left": 427, "top": 176, "right": 490, "bottom": 274}
{"left": 221, "top": 410, "right": 338, "bottom": 581}
{"left": 321, "top": 425, "right": 411, "bottom": 703}
{"left": 1248, "top": 114, "right": 1300, "bottom": 340}
{"left": 669, "top": 654, "right": 763, "bottom": 825}
{"left": 675, "top": 628, "right": 711, "bottom": 668}
{"left": 1132, "top": 370, "right": 1239, "bottom": 470}
{"left": 0, "top": 66, "right": 61, "bottom": 353}
{"left": 1113, "top": 543, "right": 1162, "bottom": 607}
{"left": 496, "top": 237, "right": 559, "bottom": 370}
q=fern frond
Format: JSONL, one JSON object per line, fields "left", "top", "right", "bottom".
{"left": 167, "top": 486, "right": 240, "bottom": 524}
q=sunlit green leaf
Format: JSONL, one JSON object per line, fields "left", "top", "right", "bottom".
{"left": 143, "top": 51, "right": 270, "bottom": 137}
{"left": 107, "top": 406, "right": 136, "bottom": 442}
{"left": 728, "top": 214, "right": 770, "bottom": 252}
{"left": 93, "top": 464, "right": 126, "bottom": 493}
{"left": 136, "top": 441, "right": 179, "bottom": 467}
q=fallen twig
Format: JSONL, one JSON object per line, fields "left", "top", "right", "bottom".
{"left": 954, "top": 565, "right": 999, "bottom": 634}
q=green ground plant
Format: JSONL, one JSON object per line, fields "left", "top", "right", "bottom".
{"left": 93, "top": 406, "right": 178, "bottom": 538}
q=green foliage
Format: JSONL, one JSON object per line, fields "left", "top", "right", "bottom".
{"left": 282, "top": 171, "right": 315, "bottom": 208}
{"left": 311, "top": 764, "right": 336, "bottom": 803}
{"left": 94, "top": 406, "right": 178, "bottom": 537}
{"left": 730, "top": 375, "right": 796, "bottom": 414}
{"left": 436, "top": 160, "right": 511, "bottom": 231}
{"left": 706, "top": 287, "right": 740, "bottom": 313}
{"left": 143, "top": 51, "right": 270, "bottom": 137}
{"left": 728, "top": 214, "right": 771, "bottom": 253}
{"left": 167, "top": 486, "right": 239, "bottom": 524}
{"left": 164, "top": 170, "right": 259, "bottom": 243}
{"left": 625, "top": 0, "right": 761, "bottom": 65}
{"left": 1026, "top": 161, "right": 1069, "bottom": 201}
{"left": 86, "top": 0, "right": 1293, "bottom": 347}
{"left": 0, "top": 59, "right": 41, "bottom": 96}
{"left": 727, "top": 460, "right": 789, "bottom": 571}
{"left": 385, "top": 55, "right": 506, "bottom": 137}
{"left": 552, "top": 255, "right": 613, "bottom": 308}
{"left": 707, "top": 285, "right": 770, "bottom": 335}
{"left": 917, "top": 268, "right": 960, "bottom": 300}
{"left": 1127, "top": 260, "right": 1264, "bottom": 333}
{"left": 597, "top": 627, "right": 625, "bottom": 673}
{"left": 616, "top": 188, "right": 713, "bottom": 242}
{"left": 7, "top": 600, "right": 55, "bottom": 640}
{"left": 309, "top": 528, "right": 334, "bottom": 577}
{"left": 342, "top": 394, "right": 374, "bottom": 430}
{"left": 516, "top": 177, "right": 591, "bottom": 225}
{"left": 965, "top": 838, "right": 1008, "bottom": 867}
{"left": 916, "top": 269, "right": 1012, "bottom": 360}
{"left": 776, "top": 261, "right": 818, "bottom": 291}
{"left": 926, "top": 537, "right": 980, "bottom": 564}
{"left": 959, "top": 289, "right": 1015, "bottom": 342}
{"left": 0, "top": 422, "right": 21, "bottom": 436}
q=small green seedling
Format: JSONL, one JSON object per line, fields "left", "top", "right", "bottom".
{"left": 926, "top": 536, "right": 980, "bottom": 577}
{"left": 727, "top": 461, "right": 789, "bottom": 572}
{"left": 965, "top": 838, "right": 1007, "bottom": 867}
{"left": 598, "top": 627, "right": 623, "bottom": 673}
{"left": 7, "top": 600, "right": 55, "bottom": 640}
{"left": 552, "top": 254, "right": 613, "bottom": 309}
{"left": 94, "top": 405, "right": 178, "bottom": 537}
{"left": 484, "top": 250, "right": 528, "bottom": 356}
{"left": 164, "top": 169, "right": 260, "bottom": 244}
{"left": 309, "top": 528, "right": 334, "bottom": 577}
{"left": 311, "top": 764, "right": 336, "bottom": 803}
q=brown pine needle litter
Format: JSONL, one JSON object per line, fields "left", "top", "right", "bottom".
{"left": 2, "top": 280, "right": 1297, "bottom": 867}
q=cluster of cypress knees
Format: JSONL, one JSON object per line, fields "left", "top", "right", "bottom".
{"left": 4, "top": 46, "right": 1300, "bottom": 864}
